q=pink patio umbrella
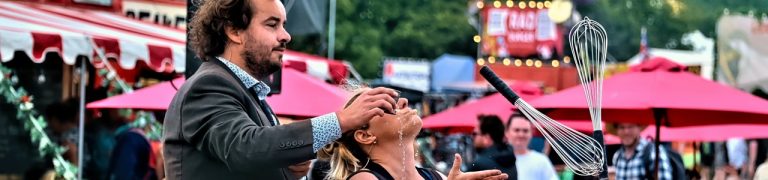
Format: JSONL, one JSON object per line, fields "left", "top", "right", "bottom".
{"left": 640, "top": 124, "right": 768, "bottom": 142}
{"left": 87, "top": 68, "right": 348, "bottom": 118}
{"left": 421, "top": 81, "right": 541, "bottom": 132}
{"left": 87, "top": 77, "right": 184, "bottom": 110}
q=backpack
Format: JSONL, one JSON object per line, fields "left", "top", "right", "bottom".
{"left": 641, "top": 144, "right": 687, "bottom": 180}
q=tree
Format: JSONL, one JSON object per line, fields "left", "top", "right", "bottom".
{"left": 290, "top": 0, "right": 477, "bottom": 79}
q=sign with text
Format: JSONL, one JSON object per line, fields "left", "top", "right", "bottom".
{"left": 123, "top": 0, "right": 187, "bottom": 29}
{"left": 382, "top": 59, "right": 431, "bottom": 92}
{"left": 482, "top": 7, "right": 561, "bottom": 58}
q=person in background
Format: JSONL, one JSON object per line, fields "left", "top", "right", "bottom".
{"left": 612, "top": 123, "right": 673, "bottom": 180}
{"left": 469, "top": 115, "right": 517, "bottom": 180}
{"left": 107, "top": 109, "right": 155, "bottom": 180}
{"left": 505, "top": 113, "right": 558, "bottom": 180}
{"left": 754, "top": 159, "right": 768, "bottom": 180}
{"left": 44, "top": 98, "right": 82, "bottom": 166}
{"left": 726, "top": 138, "right": 748, "bottom": 179}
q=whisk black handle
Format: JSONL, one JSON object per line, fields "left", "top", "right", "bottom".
{"left": 479, "top": 66, "right": 520, "bottom": 103}
{"left": 593, "top": 130, "right": 609, "bottom": 179}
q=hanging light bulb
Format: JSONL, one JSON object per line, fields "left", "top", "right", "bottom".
{"left": 477, "top": 58, "right": 486, "bottom": 65}
{"left": 535, "top": 60, "right": 543, "bottom": 68}
{"left": 519, "top": 1, "right": 526, "bottom": 9}
{"left": 37, "top": 71, "right": 46, "bottom": 84}
{"left": 493, "top": 0, "right": 502, "bottom": 8}
{"left": 514, "top": 59, "right": 523, "bottom": 67}
{"left": 506, "top": 0, "right": 514, "bottom": 7}
{"left": 537, "top": 2, "right": 544, "bottom": 9}
{"left": 477, "top": 0, "right": 485, "bottom": 9}
{"left": 552, "top": 60, "right": 560, "bottom": 67}
{"left": 488, "top": 56, "right": 496, "bottom": 64}
{"left": 525, "top": 59, "right": 533, "bottom": 66}
{"left": 528, "top": 1, "right": 536, "bottom": 8}
{"left": 564, "top": 56, "right": 571, "bottom": 63}
{"left": 544, "top": 0, "right": 551, "bottom": 8}
{"left": 503, "top": 58, "right": 511, "bottom": 65}
{"left": 473, "top": 35, "right": 482, "bottom": 43}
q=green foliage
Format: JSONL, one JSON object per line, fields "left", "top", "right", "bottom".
{"left": 577, "top": 0, "right": 768, "bottom": 60}
{"left": 291, "top": 0, "right": 477, "bottom": 78}
{"left": 0, "top": 64, "right": 77, "bottom": 180}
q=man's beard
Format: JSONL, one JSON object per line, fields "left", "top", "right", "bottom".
{"left": 241, "top": 37, "right": 282, "bottom": 79}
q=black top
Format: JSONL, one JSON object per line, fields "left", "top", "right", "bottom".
{"left": 347, "top": 161, "right": 443, "bottom": 180}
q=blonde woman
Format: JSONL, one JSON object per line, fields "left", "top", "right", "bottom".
{"left": 320, "top": 90, "right": 508, "bottom": 180}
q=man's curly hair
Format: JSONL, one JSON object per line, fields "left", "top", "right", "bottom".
{"left": 189, "top": 0, "right": 254, "bottom": 61}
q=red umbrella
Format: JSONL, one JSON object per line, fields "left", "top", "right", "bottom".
{"left": 421, "top": 81, "right": 541, "bottom": 132}
{"left": 87, "top": 68, "right": 348, "bottom": 118}
{"left": 641, "top": 124, "right": 768, "bottom": 142}
{"left": 87, "top": 77, "right": 184, "bottom": 110}
{"left": 530, "top": 57, "right": 768, "bottom": 126}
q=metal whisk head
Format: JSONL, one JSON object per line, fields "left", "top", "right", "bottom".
{"left": 516, "top": 100, "right": 605, "bottom": 176}
{"left": 569, "top": 16, "right": 608, "bottom": 131}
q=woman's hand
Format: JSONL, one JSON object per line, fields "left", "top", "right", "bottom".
{"left": 447, "top": 154, "right": 508, "bottom": 180}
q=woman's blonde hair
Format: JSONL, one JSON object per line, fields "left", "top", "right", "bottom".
{"left": 318, "top": 90, "right": 371, "bottom": 180}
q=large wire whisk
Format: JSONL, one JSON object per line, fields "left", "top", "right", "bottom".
{"left": 479, "top": 66, "right": 604, "bottom": 176}
{"left": 569, "top": 16, "right": 609, "bottom": 179}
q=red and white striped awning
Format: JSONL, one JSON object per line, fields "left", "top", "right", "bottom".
{"left": 0, "top": 1, "right": 185, "bottom": 72}
{"left": 283, "top": 50, "right": 349, "bottom": 83}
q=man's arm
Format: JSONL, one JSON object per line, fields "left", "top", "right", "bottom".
{"left": 181, "top": 74, "right": 317, "bottom": 172}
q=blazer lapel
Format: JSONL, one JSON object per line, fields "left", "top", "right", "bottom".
{"left": 206, "top": 60, "right": 274, "bottom": 127}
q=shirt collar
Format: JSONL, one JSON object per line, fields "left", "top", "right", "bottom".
{"left": 216, "top": 57, "right": 271, "bottom": 100}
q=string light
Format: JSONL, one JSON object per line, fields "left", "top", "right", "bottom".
{"left": 552, "top": 60, "right": 560, "bottom": 67}
{"left": 477, "top": 1, "right": 485, "bottom": 9}
{"left": 525, "top": 59, "right": 533, "bottom": 66}
{"left": 477, "top": 58, "right": 486, "bottom": 65}
{"left": 494, "top": 1, "right": 502, "bottom": 8}
{"left": 564, "top": 56, "right": 571, "bottom": 63}
{"left": 537, "top": 2, "right": 544, "bottom": 9}
{"left": 514, "top": 59, "right": 522, "bottom": 67}
{"left": 519, "top": 1, "right": 526, "bottom": 9}
{"left": 503, "top": 58, "right": 511, "bottom": 65}
{"left": 506, "top": 0, "right": 514, "bottom": 7}
{"left": 528, "top": 1, "right": 536, "bottom": 8}
{"left": 488, "top": 56, "right": 496, "bottom": 64}
{"left": 473, "top": 35, "right": 482, "bottom": 43}
{"left": 535, "top": 60, "right": 543, "bottom": 68}
{"left": 544, "top": 1, "right": 551, "bottom": 8}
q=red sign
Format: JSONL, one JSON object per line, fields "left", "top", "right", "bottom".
{"left": 481, "top": 7, "right": 563, "bottom": 58}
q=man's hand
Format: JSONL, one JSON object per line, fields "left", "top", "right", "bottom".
{"left": 288, "top": 160, "right": 311, "bottom": 179}
{"left": 447, "top": 154, "right": 508, "bottom": 180}
{"left": 336, "top": 87, "right": 398, "bottom": 132}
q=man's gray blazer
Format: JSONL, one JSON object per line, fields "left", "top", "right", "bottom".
{"left": 163, "top": 60, "right": 315, "bottom": 179}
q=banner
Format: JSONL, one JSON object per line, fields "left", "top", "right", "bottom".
{"left": 481, "top": 7, "right": 561, "bottom": 58}
{"left": 383, "top": 58, "right": 431, "bottom": 92}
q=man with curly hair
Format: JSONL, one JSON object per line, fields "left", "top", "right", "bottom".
{"left": 163, "top": 0, "right": 399, "bottom": 179}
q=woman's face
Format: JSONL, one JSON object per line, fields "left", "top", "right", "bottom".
{"left": 360, "top": 98, "right": 422, "bottom": 143}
